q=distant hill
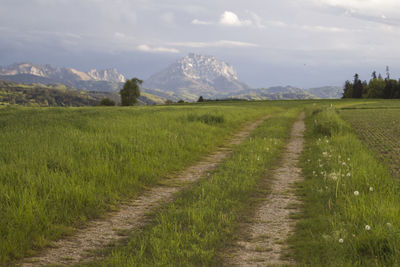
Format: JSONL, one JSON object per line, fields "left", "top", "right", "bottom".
{"left": 223, "top": 86, "right": 315, "bottom": 100}
{"left": 0, "top": 79, "right": 100, "bottom": 106}
{"left": 305, "top": 86, "right": 343, "bottom": 99}
{"left": 144, "top": 53, "right": 251, "bottom": 101}
{"left": 0, "top": 79, "right": 166, "bottom": 107}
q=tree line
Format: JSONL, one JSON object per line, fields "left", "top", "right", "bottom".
{"left": 343, "top": 67, "right": 400, "bottom": 99}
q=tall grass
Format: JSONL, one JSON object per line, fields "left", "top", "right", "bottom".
{"left": 83, "top": 109, "right": 300, "bottom": 266}
{"left": 0, "top": 103, "right": 289, "bottom": 264}
{"left": 290, "top": 107, "right": 400, "bottom": 266}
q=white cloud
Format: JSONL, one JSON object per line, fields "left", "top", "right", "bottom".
{"left": 191, "top": 19, "right": 212, "bottom": 25}
{"left": 169, "top": 40, "right": 259, "bottom": 48}
{"left": 137, "top": 44, "right": 179, "bottom": 54}
{"left": 300, "top": 25, "right": 348, "bottom": 32}
{"left": 219, "top": 11, "right": 252, "bottom": 27}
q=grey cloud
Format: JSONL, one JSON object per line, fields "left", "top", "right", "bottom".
{"left": 1, "top": 0, "right": 400, "bottom": 88}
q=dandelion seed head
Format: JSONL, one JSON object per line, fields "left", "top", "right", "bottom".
{"left": 346, "top": 172, "right": 351, "bottom": 177}
{"left": 339, "top": 238, "right": 344, "bottom": 243}
{"left": 369, "top": 187, "right": 374, "bottom": 192}
{"left": 365, "top": 225, "right": 371, "bottom": 231}
{"left": 354, "top": 191, "right": 359, "bottom": 196}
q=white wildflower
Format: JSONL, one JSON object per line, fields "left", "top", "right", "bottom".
{"left": 354, "top": 191, "right": 359, "bottom": 196}
{"left": 339, "top": 238, "right": 344, "bottom": 243}
{"left": 346, "top": 172, "right": 351, "bottom": 177}
{"left": 369, "top": 187, "right": 374, "bottom": 192}
{"left": 365, "top": 225, "right": 371, "bottom": 231}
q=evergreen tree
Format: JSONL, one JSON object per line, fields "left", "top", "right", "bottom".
{"left": 352, "top": 74, "right": 363, "bottom": 98}
{"left": 197, "top": 96, "right": 204, "bottom": 102}
{"left": 342, "top": 80, "right": 353, "bottom": 98}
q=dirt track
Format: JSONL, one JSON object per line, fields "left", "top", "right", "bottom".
{"left": 225, "top": 112, "right": 305, "bottom": 266}
{"left": 19, "top": 115, "right": 271, "bottom": 267}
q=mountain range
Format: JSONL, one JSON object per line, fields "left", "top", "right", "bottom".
{"left": 0, "top": 63, "right": 125, "bottom": 92}
{"left": 0, "top": 55, "right": 343, "bottom": 103}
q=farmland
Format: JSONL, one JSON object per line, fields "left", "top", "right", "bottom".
{"left": 291, "top": 103, "right": 400, "bottom": 266}
{"left": 340, "top": 107, "right": 400, "bottom": 176}
{"left": 2, "top": 100, "right": 400, "bottom": 266}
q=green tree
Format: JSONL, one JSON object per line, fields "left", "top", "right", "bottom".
{"left": 120, "top": 78, "right": 142, "bottom": 106}
{"left": 366, "top": 76, "right": 385, "bottom": 98}
{"left": 197, "top": 96, "right": 204, "bottom": 102}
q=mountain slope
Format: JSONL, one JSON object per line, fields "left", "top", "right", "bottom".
{"left": 144, "top": 53, "right": 251, "bottom": 101}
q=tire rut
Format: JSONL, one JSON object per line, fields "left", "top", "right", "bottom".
{"left": 19, "top": 115, "right": 271, "bottom": 267}
{"left": 225, "top": 112, "right": 305, "bottom": 267}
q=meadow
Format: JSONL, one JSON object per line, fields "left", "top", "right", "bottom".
{"left": 0, "top": 101, "right": 299, "bottom": 265}
{"left": 2, "top": 99, "right": 400, "bottom": 266}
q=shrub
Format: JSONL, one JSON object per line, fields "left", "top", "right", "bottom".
{"left": 100, "top": 98, "right": 115, "bottom": 106}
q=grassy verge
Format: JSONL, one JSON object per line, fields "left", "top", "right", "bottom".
{"left": 82, "top": 108, "right": 300, "bottom": 266}
{"left": 290, "top": 107, "right": 400, "bottom": 266}
{"left": 0, "top": 103, "right": 286, "bottom": 264}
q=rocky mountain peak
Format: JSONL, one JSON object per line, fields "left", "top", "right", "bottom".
{"left": 177, "top": 53, "right": 238, "bottom": 83}
{"left": 87, "top": 68, "right": 126, "bottom": 83}
{"left": 144, "top": 53, "right": 250, "bottom": 100}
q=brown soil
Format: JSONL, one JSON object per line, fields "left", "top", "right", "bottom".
{"left": 19, "top": 115, "right": 270, "bottom": 267}
{"left": 224, "top": 112, "right": 305, "bottom": 267}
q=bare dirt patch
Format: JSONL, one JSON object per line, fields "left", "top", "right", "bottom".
{"left": 19, "top": 115, "right": 270, "bottom": 267}
{"left": 225, "top": 112, "right": 305, "bottom": 266}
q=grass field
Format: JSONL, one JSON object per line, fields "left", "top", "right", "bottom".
{"left": 291, "top": 106, "right": 400, "bottom": 266}
{"left": 340, "top": 107, "right": 400, "bottom": 176}
{"left": 0, "top": 101, "right": 300, "bottom": 265}
{"left": 83, "top": 109, "right": 300, "bottom": 266}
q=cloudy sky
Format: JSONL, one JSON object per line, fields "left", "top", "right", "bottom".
{"left": 1, "top": 0, "right": 400, "bottom": 88}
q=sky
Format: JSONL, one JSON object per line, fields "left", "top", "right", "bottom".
{"left": 1, "top": 0, "right": 400, "bottom": 88}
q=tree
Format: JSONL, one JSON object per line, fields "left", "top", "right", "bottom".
{"left": 352, "top": 73, "right": 363, "bottom": 98}
{"left": 367, "top": 77, "right": 385, "bottom": 98}
{"left": 120, "top": 78, "right": 142, "bottom": 106}
{"left": 100, "top": 98, "right": 115, "bottom": 106}
{"left": 197, "top": 96, "right": 204, "bottom": 102}
{"left": 342, "top": 80, "right": 353, "bottom": 98}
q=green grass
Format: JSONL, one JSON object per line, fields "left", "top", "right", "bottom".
{"left": 290, "top": 107, "right": 400, "bottom": 266}
{"left": 0, "top": 102, "right": 295, "bottom": 265}
{"left": 82, "top": 109, "right": 300, "bottom": 266}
